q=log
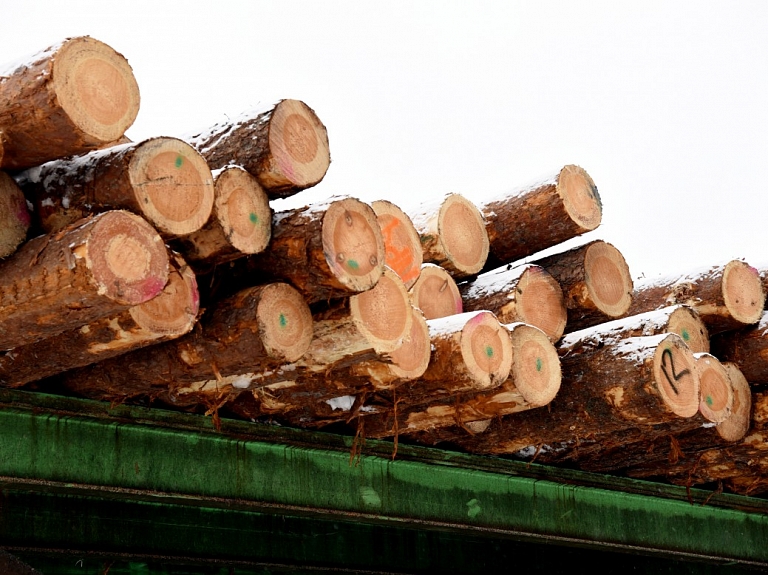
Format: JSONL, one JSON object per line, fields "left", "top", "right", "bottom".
{"left": 627, "top": 260, "right": 765, "bottom": 335}
{"left": 0, "top": 210, "right": 169, "bottom": 350}
{"left": 459, "top": 263, "right": 567, "bottom": 342}
{"left": 710, "top": 310, "right": 768, "bottom": 385}
{"left": 530, "top": 240, "right": 633, "bottom": 332}
{"left": 406, "top": 193, "right": 489, "bottom": 278}
{"left": 478, "top": 165, "right": 602, "bottom": 267}
{"left": 62, "top": 282, "right": 313, "bottom": 406}
{"left": 17, "top": 137, "right": 215, "bottom": 239}
{"left": 409, "top": 263, "right": 463, "bottom": 320}
{"left": 0, "top": 171, "right": 29, "bottom": 257}
{"left": 0, "top": 252, "right": 198, "bottom": 387}
{"left": 186, "top": 99, "right": 330, "bottom": 198}
{"left": 0, "top": 37, "right": 140, "bottom": 171}
{"left": 172, "top": 165, "right": 271, "bottom": 270}
{"left": 371, "top": 199, "right": 422, "bottom": 289}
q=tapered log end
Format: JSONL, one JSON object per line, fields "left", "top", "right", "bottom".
{"left": 214, "top": 166, "right": 271, "bottom": 254}
{"left": 410, "top": 264, "right": 463, "bottom": 320}
{"left": 694, "top": 353, "right": 733, "bottom": 423}
{"left": 507, "top": 323, "right": 561, "bottom": 407}
{"left": 0, "top": 172, "right": 30, "bottom": 258}
{"left": 372, "top": 199, "right": 423, "bottom": 289}
{"left": 558, "top": 165, "right": 602, "bottom": 232}
{"left": 652, "top": 333, "right": 700, "bottom": 418}
{"left": 257, "top": 283, "right": 314, "bottom": 363}
{"left": 54, "top": 37, "right": 140, "bottom": 144}
{"left": 667, "top": 305, "right": 709, "bottom": 354}
{"left": 716, "top": 363, "right": 751, "bottom": 442}
{"left": 722, "top": 260, "right": 765, "bottom": 325}
{"left": 437, "top": 194, "right": 489, "bottom": 277}
{"left": 515, "top": 266, "right": 568, "bottom": 342}
{"left": 129, "top": 138, "right": 215, "bottom": 237}
{"left": 459, "top": 311, "right": 513, "bottom": 391}
{"left": 388, "top": 306, "right": 431, "bottom": 380}
{"left": 584, "top": 241, "right": 633, "bottom": 318}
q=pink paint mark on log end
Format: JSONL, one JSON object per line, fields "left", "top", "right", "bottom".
{"left": 14, "top": 196, "right": 31, "bottom": 227}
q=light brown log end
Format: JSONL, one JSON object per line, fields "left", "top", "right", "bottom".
{"left": 459, "top": 311, "right": 513, "bottom": 390}
{"left": 584, "top": 240, "right": 633, "bottom": 318}
{"left": 694, "top": 353, "right": 733, "bottom": 423}
{"left": 410, "top": 264, "right": 463, "bottom": 320}
{"left": 506, "top": 323, "right": 561, "bottom": 407}
{"left": 722, "top": 260, "right": 764, "bottom": 325}
{"left": 388, "top": 306, "right": 431, "bottom": 380}
{"left": 371, "top": 199, "right": 422, "bottom": 289}
{"left": 716, "top": 363, "right": 751, "bottom": 442}
{"left": 652, "top": 333, "right": 700, "bottom": 418}
{"left": 437, "top": 194, "right": 489, "bottom": 277}
{"left": 667, "top": 305, "right": 709, "bottom": 354}
{"left": 215, "top": 167, "right": 271, "bottom": 254}
{"left": 256, "top": 283, "right": 314, "bottom": 363}
{"left": 514, "top": 266, "right": 567, "bottom": 342}
{"left": 557, "top": 165, "right": 602, "bottom": 232}
{"left": 0, "top": 172, "right": 29, "bottom": 258}
{"left": 129, "top": 138, "right": 215, "bottom": 237}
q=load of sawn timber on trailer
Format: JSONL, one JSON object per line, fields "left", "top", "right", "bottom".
{"left": 2, "top": 36, "right": 768, "bottom": 498}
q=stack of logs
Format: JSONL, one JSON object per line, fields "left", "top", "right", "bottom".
{"left": 2, "top": 37, "right": 768, "bottom": 497}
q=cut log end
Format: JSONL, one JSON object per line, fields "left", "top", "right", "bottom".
{"left": 584, "top": 241, "right": 633, "bottom": 318}
{"left": 54, "top": 37, "right": 140, "bottom": 143}
{"left": 668, "top": 305, "right": 709, "bottom": 354}
{"left": 694, "top": 353, "right": 734, "bottom": 423}
{"left": 722, "top": 260, "right": 764, "bottom": 325}
{"left": 0, "top": 172, "right": 30, "bottom": 258}
{"left": 438, "top": 194, "right": 489, "bottom": 277}
{"left": 371, "top": 199, "right": 422, "bottom": 289}
{"left": 507, "top": 323, "right": 561, "bottom": 407}
{"left": 87, "top": 210, "right": 170, "bottom": 305}
{"left": 558, "top": 164, "right": 602, "bottom": 231}
{"left": 652, "top": 333, "right": 700, "bottom": 418}
{"left": 515, "top": 266, "right": 567, "bottom": 341}
{"left": 460, "top": 311, "right": 513, "bottom": 390}
{"left": 256, "top": 283, "right": 314, "bottom": 363}
{"left": 129, "top": 138, "right": 215, "bottom": 237}
{"left": 215, "top": 166, "right": 271, "bottom": 254}
{"left": 716, "top": 363, "right": 751, "bottom": 442}
{"left": 388, "top": 306, "right": 431, "bottom": 380}
{"left": 410, "top": 264, "right": 462, "bottom": 320}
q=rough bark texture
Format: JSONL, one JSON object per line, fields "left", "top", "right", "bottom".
{"left": 711, "top": 310, "right": 768, "bottom": 385}
{"left": 371, "top": 199, "right": 422, "bottom": 289}
{"left": 478, "top": 165, "right": 602, "bottom": 268}
{"left": 409, "top": 263, "right": 463, "bottom": 320}
{"left": 0, "top": 36, "right": 140, "bottom": 170}
{"left": 17, "top": 137, "right": 214, "bottom": 239}
{"left": 0, "top": 210, "right": 169, "bottom": 350}
{"left": 0, "top": 171, "right": 29, "bottom": 257}
{"left": 186, "top": 99, "right": 330, "bottom": 198}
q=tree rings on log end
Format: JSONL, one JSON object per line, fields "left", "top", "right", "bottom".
{"left": 129, "top": 138, "right": 214, "bottom": 237}
{"left": 53, "top": 37, "right": 140, "bottom": 144}
{"left": 716, "top": 363, "right": 751, "bottom": 442}
{"left": 584, "top": 240, "right": 633, "bottom": 318}
{"left": 557, "top": 165, "right": 602, "bottom": 232}
{"left": 506, "top": 323, "right": 561, "bottom": 407}
{"left": 215, "top": 166, "right": 271, "bottom": 254}
{"left": 350, "top": 268, "right": 412, "bottom": 355}
{"left": 459, "top": 311, "right": 513, "bottom": 391}
{"left": 257, "top": 283, "right": 313, "bottom": 363}
{"left": 652, "top": 333, "right": 699, "bottom": 418}
{"left": 410, "top": 264, "right": 462, "bottom": 320}
{"left": 388, "top": 306, "right": 431, "bottom": 380}
{"left": 437, "top": 194, "right": 489, "bottom": 277}
{"left": 371, "top": 199, "right": 422, "bottom": 289}
{"left": 667, "top": 305, "right": 709, "bottom": 354}
{"left": 694, "top": 353, "right": 734, "bottom": 423}
{"left": 722, "top": 260, "right": 764, "bottom": 325}
{"left": 0, "top": 172, "right": 29, "bottom": 258}
{"left": 514, "top": 266, "right": 567, "bottom": 342}
{"left": 87, "top": 210, "right": 169, "bottom": 305}
{"left": 321, "top": 197, "right": 385, "bottom": 294}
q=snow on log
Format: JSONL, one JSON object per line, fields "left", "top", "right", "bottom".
{"left": 0, "top": 171, "right": 29, "bottom": 258}
{"left": 409, "top": 263, "right": 463, "bottom": 320}
{"left": 371, "top": 199, "right": 422, "bottom": 289}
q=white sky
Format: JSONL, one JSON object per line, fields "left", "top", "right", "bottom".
{"left": 3, "top": 1, "right": 767, "bottom": 280}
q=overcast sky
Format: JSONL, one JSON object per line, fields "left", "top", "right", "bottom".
{"left": 3, "top": 1, "right": 767, "bottom": 280}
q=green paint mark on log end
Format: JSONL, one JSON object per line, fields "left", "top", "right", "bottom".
{"left": 279, "top": 314, "right": 287, "bottom": 328}
{"left": 536, "top": 358, "right": 543, "bottom": 372}
{"left": 347, "top": 260, "right": 359, "bottom": 270}
{"left": 175, "top": 155, "right": 184, "bottom": 168}
{"left": 249, "top": 212, "right": 259, "bottom": 224}
{"left": 681, "top": 329, "right": 690, "bottom": 342}
{"left": 706, "top": 395, "right": 713, "bottom": 407}
{"left": 485, "top": 346, "right": 494, "bottom": 358}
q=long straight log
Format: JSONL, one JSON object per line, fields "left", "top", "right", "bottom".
{"left": 0, "top": 210, "right": 169, "bottom": 350}
{"left": 409, "top": 264, "right": 463, "bottom": 320}
{"left": 371, "top": 199, "right": 422, "bottom": 289}
{"left": 0, "top": 36, "right": 140, "bottom": 170}
{"left": 186, "top": 100, "right": 330, "bottom": 198}
{"left": 0, "top": 171, "right": 29, "bottom": 257}
{"left": 17, "top": 137, "right": 215, "bottom": 239}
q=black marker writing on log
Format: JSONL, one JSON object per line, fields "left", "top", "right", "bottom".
{"left": 661, "top": 348, "right": 690, "bottom": 395}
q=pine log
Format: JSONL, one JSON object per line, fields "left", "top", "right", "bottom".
{"left": 186, "top": 99, "right": 330, "bottom": 198}
{"left": 530, "top": 240, "right": 633, "bottom": 332}
{"left": 172, "top": 166, "right": 271, "bottom": 270}
{"left": 478, "top": 165, "right": 602, "bottom": 267}
{"left": 460, "top": 263, "right": 567, "bottom": 342}
{"left": 18, "top": 137, "right": 215, "bottom": 239}
{"left": 0, "top": 252, "right": 198, "bottom": 387}
{"left": 0, "top": 210, "right": 169, "bottom": 350}
{"left": 409, "top": 263, "right": 463, "bottom": 320}
{"left": 627, "top": 260, "right": 765, "bottom": 335}
{"left": 406, "top": 193, "right": 489, "bottom": 278}
{"left": 0, "top": 171, "right": 29, "bottom": 257}
{"left": 0, "top": 37, "right": 140, "bottom": 171}
{"left": 371, "top": 199, "right": 422, "bottom": 289}
{"left": 710, "top": 310, "right": 768, "bottom": 385}
{"left": 62, "top": 282, "right": 313, "bottom": 406}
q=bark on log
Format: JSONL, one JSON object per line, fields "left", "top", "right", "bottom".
{"left": 17, "top": 137, "right": 214, "bottom": 239}
{"left": 371, "top": 199, "right": 422, "bottom": 289}
{"left": 628, "top": 260, "right": 765, "bottom": 336}
{"left": 478, "top": 165, "right": 602, "bottom": 267}
{"left": 460, "top": 263, "right": 567, "bottom": 342}
{"left": 710, "top": 310, "right": 768, "bottom": 385}
{"left": 172, "top": 166, "right": 271, "bottom": 271}
{"left": 0, "top": 252, "right": 198, "bottom": 386}
{"left": 406, "top": 193, "right": 489, "bottom": 278}
{"left": 530, "top": 240, "right": 633, "bottom": 332}
{"left": 186, "top": 99, "right": 330, "bottom": 198}
{"left": 409, "top": 264, "right": 463, "bottom": 320}
{"left": 0, "top": 171, "right": 29, "bottom": 257}
{"left": 0, "top": 37, "right": 140, "bottom": 171}
{"left": 0, "top": 210, "right": 169, "bottom": 350}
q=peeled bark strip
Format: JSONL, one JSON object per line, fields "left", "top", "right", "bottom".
{"left": 478, "top": 165, "right": 602, "bottom": 267}
{"left": 628, "top": 260, "right": 765, "bottom": 336}
{"left": 406, "top": 193, "right": 489, "bottom": 278}
{"left": 0, "top": 252, "right": 198, "bottom": 386}
{"left": 63, "top": 282, "right": 313, "bottom": 405}
{"left": 187, "top": 99, "right": 330, "bottom": 198}
{"left": 0, "top": 37, "right": 140, "bottom": 171}
{"left": 711, "top": 310, "right": 768, "bottom": 385}
{"left": 18, "top": 137, "right": 214, "bottom": 239}
{"left": 460, "top": 263, "right": 567, "bottom": 342}
{"left": 531, "top": 240, "right": 633, "bottom": 332}
{"left": 0, "top": 210, "right": 169, "bottom": 350}
{"left": 173, "top": 166, "right": 271, "bottom": 269}
{"left": 0, "top": 171, "right": 29, "bottom": 257}
{"left": 371, "top": 199, "right": 422, "bottom": 289}
{"left": 409, "top": 264, "right": 463, "bottom": 320}
{"left": 239, "top": 196, "right": 385, "bottom": 304}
